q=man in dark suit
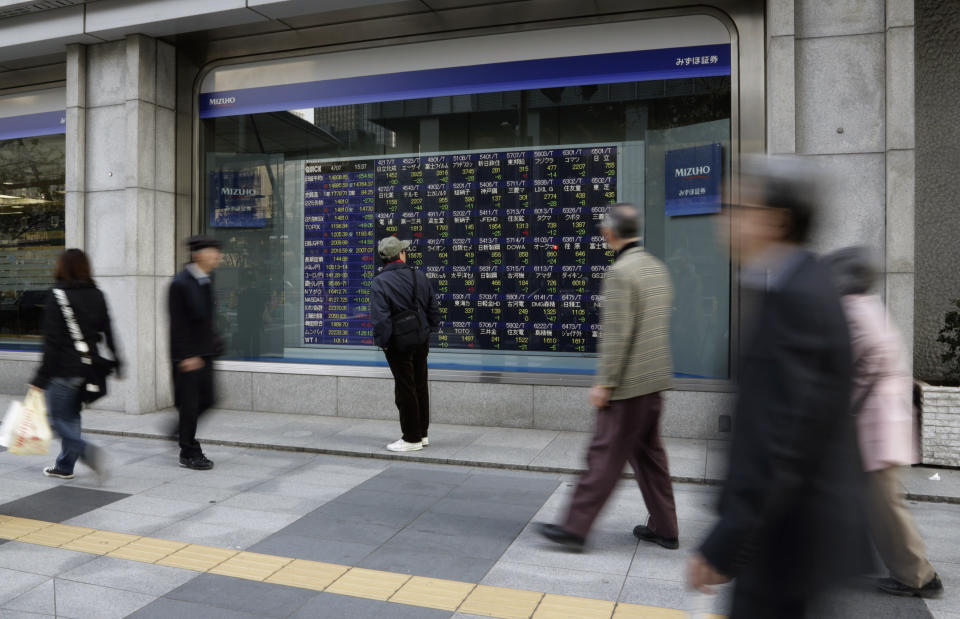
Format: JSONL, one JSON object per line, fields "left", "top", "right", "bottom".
{"left": 168, "top": 236, "right": 223, "bottom": 470}
{"left": 686, "top": 158, "right": 872, "bottom": 617}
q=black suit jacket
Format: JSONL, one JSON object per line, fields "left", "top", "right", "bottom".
{"left": 168, "top": 267, "right": 222, "bottom": 363}
{"left": 700, "top": 250, "right": 871, "bottom": 595}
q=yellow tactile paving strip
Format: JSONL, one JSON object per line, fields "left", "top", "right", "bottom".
{"left": 0, "top": 513, "right": 726, "bottom": 618}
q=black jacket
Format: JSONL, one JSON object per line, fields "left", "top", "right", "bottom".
{"left": 168, "top": 266, "right": 222, "bottom": 363}
{"left": 370, "top": 261, "right": 440, "bottom": 349}
{"left": 699, "top": 250, "right": 871, "bottom": 596}
{"left": 32, "top": 281, "right": 121, "bottom": 389}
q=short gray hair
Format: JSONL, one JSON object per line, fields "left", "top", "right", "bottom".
{"left": 601, "top": 203, "right": 642, "bottom": 239}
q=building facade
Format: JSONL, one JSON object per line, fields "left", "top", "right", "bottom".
{"left": 0, "top": 0, "right": 934, "bottom": 441}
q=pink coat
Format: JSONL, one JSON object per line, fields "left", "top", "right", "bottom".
{"left": 843, "top": 295, "right": 917, "bottom": 471}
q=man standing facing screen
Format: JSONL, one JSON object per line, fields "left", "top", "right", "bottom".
{"left": 370, "top": 237, "right": 440, "bottom": 452}
{"left": 168, "top": 235, "right": 223, "bottom": 470}
{"left": 538, "top": 203, "right": 679, "bottom": 552}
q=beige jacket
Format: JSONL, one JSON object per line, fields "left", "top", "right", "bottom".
{"left": 595, "top": 246, "right": 674, "bottom": 400}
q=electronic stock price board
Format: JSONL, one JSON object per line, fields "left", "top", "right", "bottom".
{"left": 303, "top": 144, "right": 618, "bottom": 354}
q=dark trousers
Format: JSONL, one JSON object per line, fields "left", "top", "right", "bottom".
{"left": 46, "top": 376, "right": 89, "bottom": 473}
{"left": 384, "top": 342, "right": 429, "bottom": 443}
{"left": 173, "top": 359, "right": 215, "bottom": 458}
{"left": 563, "top": 392, "right": 678, "bottom": 539}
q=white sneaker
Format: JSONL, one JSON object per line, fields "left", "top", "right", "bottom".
{"left": 387, "top": 439, "right": 422, "bottom": 452}
{"left": 421, "top": 437, "right": 429, "bottom": 446}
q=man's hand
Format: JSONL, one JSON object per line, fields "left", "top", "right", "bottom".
{"left": 589, "top": 386, "right": 611, "bottom": 409}
{"left": 178, "top": 357, "right": 205, "bottom": 372}
{"left": 28, "top": 384, "right": 43, "bottom": 394}
{"left": 686, "top": 553, "right": 729, "bottom": 594}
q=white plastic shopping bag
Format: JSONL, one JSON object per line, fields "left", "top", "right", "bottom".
{"left": 3, "top": 390, "right": 51, "bottom": 455}
{"left": 0, "top": 400, "right": 25, "bottom": 448}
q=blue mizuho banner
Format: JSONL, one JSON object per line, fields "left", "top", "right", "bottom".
{"left": 664, "top": 143, "right": 723, "bottom": 217}
{"left": 198, "top": 44, "right": 731, "bottom": 119}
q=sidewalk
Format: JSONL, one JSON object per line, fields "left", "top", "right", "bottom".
{"left": 64, "top": 403, "right": 960, "bottom": 504}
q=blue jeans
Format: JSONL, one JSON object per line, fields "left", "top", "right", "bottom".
{"left": 46, "top": 376, "right": 87, "bottom": 473}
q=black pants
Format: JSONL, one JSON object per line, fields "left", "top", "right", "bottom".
{"left": 384, "top": 342, "right": 429, "bottom": 443}
{"left": 173, "top": 358, "right": 215, "bottom": 458}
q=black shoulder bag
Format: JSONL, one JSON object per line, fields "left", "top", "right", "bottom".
{"left": 52, "top": 288, "right": 116, "bottom": 404}
{"left": 389, "top": 267, "right": 428, "bottom": 353}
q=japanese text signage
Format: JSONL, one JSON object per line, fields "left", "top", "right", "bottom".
{"left": 664, "top": 143, "right": 723, "bottom": 217}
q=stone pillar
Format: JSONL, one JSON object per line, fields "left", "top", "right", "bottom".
{"left": 767, "top": 0, "right": 915, "bottom": 359}
{"left": 65, "top": 35, "right": 177, "bottom": 414}
{"left": 884, "top": 0, "right": 915, "bottom": 370}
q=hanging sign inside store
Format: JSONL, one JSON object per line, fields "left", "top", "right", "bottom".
{"left": 207, "top": 158, "right": 279, "bottom": 228}
{"left": 664, "top": 143, "right": 723, "bottom": 217}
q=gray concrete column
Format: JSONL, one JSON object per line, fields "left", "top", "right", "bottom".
{"left": 884, "top": 0, "right": 916, "bottom": 369}
{"left": 66, "top": 34, "right": 176, "bottom": 414}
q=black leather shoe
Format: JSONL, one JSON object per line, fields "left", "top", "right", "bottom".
{"left": 537, "top": 523, "right": 585, "bottom": 552}
{"left": 179, "top": 455, "right": 214, "bottom": 470}
{"left": 877, "top": 574, "right": 944, "bottom": 599}
{"left": 633, "top": 525, "right": 679, "bottom": 550}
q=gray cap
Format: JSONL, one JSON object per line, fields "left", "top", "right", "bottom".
{"left": 378, "top": 236, "right": 411, "bottom": 259}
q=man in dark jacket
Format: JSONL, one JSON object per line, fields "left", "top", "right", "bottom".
{"left": 370, "top": 237, "right": 440, "bottom": 452}
{"left": 686, "top": 157, "right": 872, "bottom": 617}
{"left": 168, "top": 235, "right": 223, "bottom": 470}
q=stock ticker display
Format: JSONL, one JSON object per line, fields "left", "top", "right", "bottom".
{"left": 303, "top": 145, "right": 618, "bottom": 353}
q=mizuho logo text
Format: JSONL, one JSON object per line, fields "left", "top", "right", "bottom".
{"left": 674, "top": 165, "right": 711, "bottom": 178}
{"left": 221, "top": 187, "right": 256, "bottom": 196}
{"left": 209, "top": 96, "right": 236, "bottom": 106}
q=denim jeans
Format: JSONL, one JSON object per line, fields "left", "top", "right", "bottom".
{"left": 46, "top": 376, "right": 87, "bottom": 473}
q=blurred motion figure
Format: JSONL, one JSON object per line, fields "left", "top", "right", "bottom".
{"left": 826, "top": 247, "right": 943, "bottom": 599}
{"left": 687, "top": 158, "right": 872, "bottom": 617}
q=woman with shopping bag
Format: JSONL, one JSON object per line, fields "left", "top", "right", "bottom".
{"left": 29, "top": 248, "right": 122, "bottom": 481}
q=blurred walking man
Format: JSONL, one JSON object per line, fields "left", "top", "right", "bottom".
{"left": 686, "top": 158, "right": 871, "bottom": 617}
{"left": 168, "top": 236, "right": 223, "bottom": 471}
{"left": 537, "top": 203, "right": 678, "bottom": 552}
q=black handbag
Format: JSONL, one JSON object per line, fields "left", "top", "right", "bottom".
{"left": 52, "top": 288, "right": 117, "bottom": 404}
{"left": 389, "top": 267, "right": 428, "bottom": 353}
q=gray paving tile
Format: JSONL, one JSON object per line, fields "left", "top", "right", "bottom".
{"left": 408, "top": 511, "right": 527, "bottom": 539}
{"left": 248, "top": 480, "right": 350, "bottom": 503}
{"left": 0, "top": 568, "right": 47, "bottom": 606}
{"left": 62, "top": 508, "right": 175, "bottom": 536}
{"left": 291, "top": 592, "right": 451, "bottom": 619}
{"left": 659, "top": 438, "right": 707, "bottom": 480}
{"left": 498, "top": 525, "right": 637, "bottom": 575}
{"left": 149, "top": 521, "right": 271, "bottom": 550}
{"left": 0, "top": 485, "right": 129, "bottom": 522}
{"left": 273, "top": 469, "right": 382, "bottom": 489}
{"left": 528, "top": 432, "right": 592, "bottom": 470}
{"left": 217, "top": 491, "right": 333, "bottom": 515}
{"left": 482, "top": 560, "right": 624, "bottom": 601}
{"left": 166, "top": 573, "right": 316, "bottom": 618}
{"left": 248, "top": 533, "right": 377, "bottom": 564}
{"left": 382, "top": 527, "right": 513, "bottom": 561}
{"left": 449, "top": 445, "right": 542, "bottom": 466}
{"left": 174, "top": 471, "right": 267, "bottom": 491}
{"left": 307, "top": 501, "right": 427, "bottom": 529}
{"left": 0, "top": 611, "right": 53, "bottom": 618}
{"left": 59, "top": 556, "right": 197, "bottom": 597}
{"left": 100, "top": 494, "right": 208, "bottom": 519}
{"left": 427, "top": 497, "right": 541, "bottom": 523}
{"left": 358, "top": 545, "right": 495, "bottom": 582}
{"left": 445, "top": 479, "right": 557, "bottom": 507}
{"left": 922, "top": 558, "right": 960, "bottom": 616}
{"left": 334, "top": 488, "right": 441, "bottom": 512}
{"left": 1, "top": 579, "right": 54, "bottom": 616}
{"left": 378, "top": 464, "right": 474, "bottom": 485}
{"left": 182, "top": 505, "right": 301, "bottom": 532}
{"left": 141, "top": 482, "right": 241, "bottom": 504}
{"left": 617, "top": 575, "right": 688, "bottom": 610}
{"left": 125, "top": 597, "right": 262, "bottom": 619}
{"left": 53, "top": 579, "right": 156, "bottom": 619}
{"left": 354, "top": 475, "right": 458, "bottom": 498}
{"left": 280, "top": 516, "right": 401, "bottom": 545}
{"left": 0, "top": 543, "right": 95, "bottom": 577}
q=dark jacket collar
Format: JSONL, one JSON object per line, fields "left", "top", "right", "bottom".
{"left": 382, "top": 261, "right": 409, "bottom": 272}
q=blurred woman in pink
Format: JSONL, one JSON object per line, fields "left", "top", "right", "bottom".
{"left": 826, "top": 247, "right": 942, "bottom": 599}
